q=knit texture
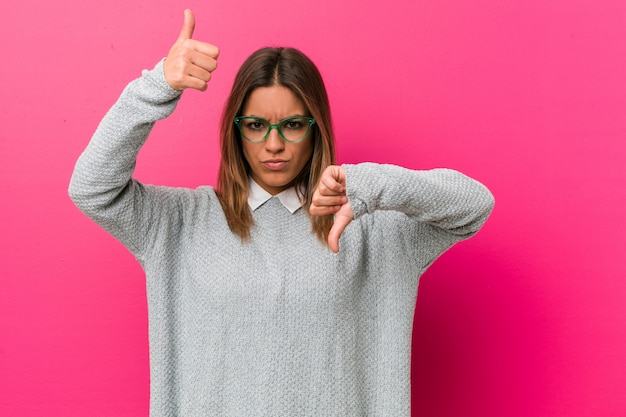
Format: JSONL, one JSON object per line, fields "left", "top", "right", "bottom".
{"left": 69, "top": 60, "right": 494, "bottom": 417}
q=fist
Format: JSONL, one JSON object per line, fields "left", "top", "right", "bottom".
{"left": 310, "top": 165, "right": 354, "bottom": 253}
{"left": 164, "top": 9, "right": 220, "bottom": 91}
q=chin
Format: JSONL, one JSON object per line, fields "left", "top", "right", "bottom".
{"left": 264, "top": 174, "right": 294, "bottom": 187}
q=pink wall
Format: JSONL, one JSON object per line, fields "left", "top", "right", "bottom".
{"left": 1, "top": 0, "right": 625, "bottom": 415}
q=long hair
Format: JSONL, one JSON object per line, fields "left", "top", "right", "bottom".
{"left": 216, "top": 47, "right": 336, "bottom": 244}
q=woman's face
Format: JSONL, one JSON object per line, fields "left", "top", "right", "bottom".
{"left": 240, "top": 85, "right": 314, "bottom": 195}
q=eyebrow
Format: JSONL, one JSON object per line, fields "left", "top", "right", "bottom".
{"left": 241, "top": 114, "right": 309, "bottom": 120}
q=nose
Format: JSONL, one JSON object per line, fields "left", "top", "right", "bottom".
{"left": 264, "top": 127, "right": 285, "bottom": 153}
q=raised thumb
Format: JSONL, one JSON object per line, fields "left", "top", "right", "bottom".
{"left": 177, "top": 9, "right": 195, "bottom": 41}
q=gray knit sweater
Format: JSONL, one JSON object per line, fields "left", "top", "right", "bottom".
{"left": 69, "top": 60, "right": 494, "bottom": 417}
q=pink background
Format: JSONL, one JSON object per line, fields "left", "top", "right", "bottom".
{"left": 1, "top": 0, "right": 625, "bottom": 415}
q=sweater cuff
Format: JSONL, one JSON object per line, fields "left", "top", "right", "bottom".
{"left": 141, "top": 58, "right": 184, "bottom": 101}
{"left": 342, "top": 163, "right": 369, "bottom": 220}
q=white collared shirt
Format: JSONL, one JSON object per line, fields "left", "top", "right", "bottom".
{"left": 247, "top": 178, "right": 303, "bottom": 213}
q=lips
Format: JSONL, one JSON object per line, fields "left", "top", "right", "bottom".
{"left": 262, "top": 159, "right": 288, "bottom": 170}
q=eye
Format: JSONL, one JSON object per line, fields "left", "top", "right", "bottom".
{"left": 283, "top": 119, "right": 305, "bottom": 130}
{"left": 245, "top": 120, "right": 266, "bottom": 131}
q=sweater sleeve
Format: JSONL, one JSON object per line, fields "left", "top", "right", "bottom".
{"left": 68, "top": 60, "right": 183, "bottom": 258}
{"left": 343, "top": 163, "right": 494, "bottom": 244}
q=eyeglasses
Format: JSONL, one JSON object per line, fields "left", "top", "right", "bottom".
{"left": 234, "top": 116, "right": 316, "bottom": 143}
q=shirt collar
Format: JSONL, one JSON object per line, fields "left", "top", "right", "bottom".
{"left": 247, "top": 178, "right": 303, "bottom": 213}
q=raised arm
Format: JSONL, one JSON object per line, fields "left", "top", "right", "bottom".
{"left": 68, "top": 10, "right": 219, "bottom": 256}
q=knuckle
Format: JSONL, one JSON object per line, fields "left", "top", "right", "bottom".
{"left": 179, "top": 46, "right": 193, "bottom": 60}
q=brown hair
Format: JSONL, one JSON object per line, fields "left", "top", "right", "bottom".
{"left": 216, "top": 47, "right": 336, "bottom": 243}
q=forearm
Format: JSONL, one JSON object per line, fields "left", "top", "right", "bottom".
{"left": 344, "top": 163, "right": 494, "bottom": 239}
{"left": 69, "top": 60, "right": 182, "bottom": 215}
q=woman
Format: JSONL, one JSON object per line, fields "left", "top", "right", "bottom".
{"left": 69, "top": 9, "right": 494, "bottom": 417}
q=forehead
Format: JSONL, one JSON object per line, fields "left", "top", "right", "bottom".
{"left": 242, "top": 85, "right": 306, "bottom": 119}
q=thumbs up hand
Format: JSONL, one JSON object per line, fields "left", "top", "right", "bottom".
{"left": 164, "top": 9, "right": 220, "bottom": 91}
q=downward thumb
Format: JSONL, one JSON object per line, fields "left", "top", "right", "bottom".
{"left": 328, "top": 215, "right": 352, "bottom": 253}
